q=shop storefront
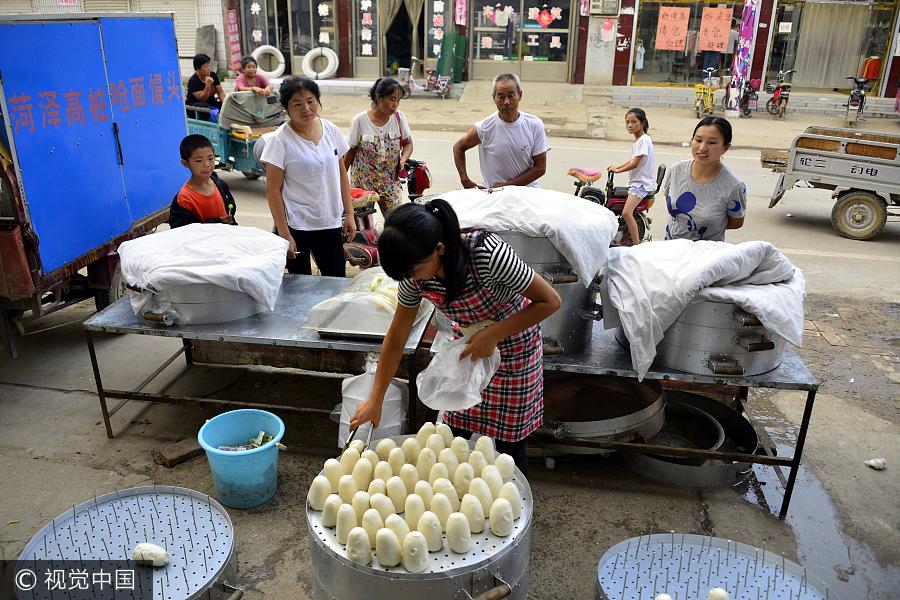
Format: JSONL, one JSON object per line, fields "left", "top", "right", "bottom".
{"left": 354, "top": 0, "right": 582, "bottom": 82}
{"left": 468, "top": 0, "right": 577, "bottom": 81}
{"left": 240, "top": 0, "right": 582, "bottom": 82}
{"left": 630, "top": 0, "right": 744, "bottom": 85}
{"left": 764, "top": 0, "right": 897, "bottom": 93}
{"left": 239, "top": 0, "right": 340, "bottom": 76}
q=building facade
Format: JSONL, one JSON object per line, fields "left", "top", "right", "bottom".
{"left": 611, "top": 0, "right": 899, "bottom": 97}
{"left": 236, "top": 0, "right": 897, "bottom": 95}
{"left": 1, "top": 0, "right": 230, "bottom": 78}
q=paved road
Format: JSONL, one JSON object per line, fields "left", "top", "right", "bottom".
{"left": 221, "top": 131, "right": 900, "bottom": 300}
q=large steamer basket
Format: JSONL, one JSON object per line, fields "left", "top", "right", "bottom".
{"left": 307, "top": 435, "right": 533, "bottom": 600}
{"left": 496, "top": 231, "right": 601, "bottom": 355}
{"left": 610, "top": 299, "right": 786, "bottom": 377}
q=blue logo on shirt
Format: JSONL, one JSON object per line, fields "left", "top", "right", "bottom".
{"left": 667, "top": 191, "right": 707, "bottom": 238}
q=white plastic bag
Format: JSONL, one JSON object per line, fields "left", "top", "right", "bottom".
{"left": 305, "top": 267, "right": 432, "bottom": 337}
{"left": 339, "top": 354, "right": 408, "bottom": 447}
{"left": 417, "top": 338, "right": 501, "bottom": 411}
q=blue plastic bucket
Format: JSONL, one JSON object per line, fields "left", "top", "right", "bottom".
{"left": 198, "top": 409, "right": 285, "bottom": 509}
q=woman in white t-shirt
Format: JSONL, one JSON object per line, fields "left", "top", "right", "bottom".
{"left": 345, "top": 77, "right": 413, "bottom": 216}
{"left": 260, "top": 77, "right": 355, "bottom": 277}
{"left": 607, "top": 108, "right": 656, "bottom": 245}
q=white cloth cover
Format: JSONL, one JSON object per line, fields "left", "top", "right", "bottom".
{"left": 438, "top": 186, "right": 619, "bottom": 287}
{"left": 605, "top": 239, "right": 806, "bottom": 379}
{"left": 118, "top": 224, "right": 288, "bottom": 315}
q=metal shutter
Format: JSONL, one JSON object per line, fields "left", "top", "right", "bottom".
{"left": 82, "top": 0, "right": 132, "bottom": 10}
{"left": 134, "top": 0, "right": 196, "bottom": 59}
{"left": 0, "top": 0, "right": 34, "bottom": 13}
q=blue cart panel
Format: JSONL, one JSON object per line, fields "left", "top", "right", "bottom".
{"left": 98, "top": 17, "right": 186, "bottom": 222}
{"left": 0, "top": 21, "right": 131, "bottom": 273}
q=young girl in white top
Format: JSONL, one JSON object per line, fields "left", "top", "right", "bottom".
{"left": 607, "top": 108, "right": 655, "bottom": 245}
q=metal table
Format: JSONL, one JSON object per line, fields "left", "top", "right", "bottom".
{"left": 83, "top": 275, "right": 433, "bottom": 439}
{"left": 541, "top": 325, "right": 820, "bottom": 520}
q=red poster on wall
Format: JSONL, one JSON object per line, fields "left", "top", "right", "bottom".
{"left": 225, "top": 10, "right": 242, "bottom": 71}
{"left": 698, "top": 7, "right": 732, "bottom": 52}
{"left": 655, "top": 6, "right": 690, "bottom": 51}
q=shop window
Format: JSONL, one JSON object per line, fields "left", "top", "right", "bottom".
{"left": 632, "top": 2, "right": 741, "bottom": 85}
{"left": 292, "top": 0, "right": 338, "bottom": 57}
{"left": 241, "top": 0, "right": 273, "bottom": 52}
{"left": 767, "top": 1, "right": 896, "bottom": 90}
{"left": 471, "top": 0, "right": 570, "bottom": 62}
{"left": 354, "top": 0, "right": 378, "bottom": 58}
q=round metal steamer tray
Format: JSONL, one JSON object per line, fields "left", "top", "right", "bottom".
{"left": 18, "top": 486, "right": 237, "bottom": 600}
{"left": 597, "top": 533, "right": 835, "bottom": 600}
{"left": 307, "top": 436, "right": 533, "bottom": 600}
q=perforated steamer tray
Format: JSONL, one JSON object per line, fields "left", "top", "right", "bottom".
{"left": 306, "top": 436, "right": 533, "bottom": 577}
{"left": 18, "top": 486, "right": 235, "bottom": 600}
{"left": 597, "top": 533, "right": 836, "bottom": 600}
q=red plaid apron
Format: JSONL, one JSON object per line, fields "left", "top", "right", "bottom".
{"left": 415, "top": 231, "right": 544, "bottom": 442}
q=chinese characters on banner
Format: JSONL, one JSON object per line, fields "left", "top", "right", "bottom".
{"left": 359, "top": 0, "right": 374, "bottom": 56}
{"left": 433, "top": 0, "right": 445, "bottom": 56}
{"left": 455, "top": 0, "right": 467, "bottom": 26}
{"left": 225, "top": 10, "right": 242, "bottom": 70}
{"left": 654, "top": 6, "right": 689, "bottom": 51}
{"left": 698, "top": 7, "right": 732, "bottom": 52}
{"left": 8, "top": 72, "right": 182, "bottom": 135}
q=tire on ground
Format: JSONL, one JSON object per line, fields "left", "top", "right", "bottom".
{"left": 830, "top": 191, "right": 887, "bottom": 241}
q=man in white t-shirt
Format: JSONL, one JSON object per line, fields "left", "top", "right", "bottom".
{"left": 452, "top": 73, "right": 551, "bottom": 189}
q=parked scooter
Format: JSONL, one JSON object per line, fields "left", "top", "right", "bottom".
{"left": 766, "top": 69, "right": 796, "bottom": 119}
{"left": 844, "top": 76, "right": 875, "bottom": 127}
{"left": 344, "top": 189, "right": 381, "bottom": 269}
{"left": 567, "top": 165, "right": 667, "bottom": 246}
{"left": 398, "top": 57, "right": 452, "bottom": 99}
{"left": 343, "top": 158, "right": 433, "bottom": 269}
{"left": 738, "top": 78, "right": 761, "bottom": 117}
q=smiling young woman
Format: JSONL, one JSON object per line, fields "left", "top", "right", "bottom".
{"left": 660, "top": 116, "right": 747, "bottom": 241}
{"left": 259, "top": 76, "right": 356, "bottom": 277}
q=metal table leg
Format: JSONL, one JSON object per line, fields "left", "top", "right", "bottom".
{"left": 407, "top": 353, "right": 419, "bottom": 430}
{"left": 0, "top": 309, "right": 18, "bottom": 359}
{"left": 779, "top": 388, "right": 818, "bottom": 519}
{"left": 183, "top": 338, "right": 194, "bottom": 365}
{"left": 85, "top": 330, "right": 114, "bottom": 439}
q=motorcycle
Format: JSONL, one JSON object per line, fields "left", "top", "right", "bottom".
{"left": 343, "top": 158, "right": 433, "bottom": 269}
{"left": 844, "top": 76, "right": 875, "bottom": 128}
{"left": 398, "top": 57, "right": 452, "bottom": 99}
{"left": 566, "top": 164, "right": 667, "bottom": 246}
{"left": 739, "top": 78, "right": 761, "bottom": 117}
{"left": 766, "top": 69, "right": 795, "bottom": 120}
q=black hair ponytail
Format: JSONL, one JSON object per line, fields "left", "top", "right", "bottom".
{"left": 379, "top": 198, "right": 467, "bottom": 304}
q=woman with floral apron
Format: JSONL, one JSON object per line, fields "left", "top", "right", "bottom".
{"left": 345, "top": 77, "right": 413, "bottom": 216}
{"left": 349, "top": 199, "right": 561, "bottom": 473}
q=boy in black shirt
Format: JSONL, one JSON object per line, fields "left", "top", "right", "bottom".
{"left": 185, "top": 53, "right": 226, "bottom": 121}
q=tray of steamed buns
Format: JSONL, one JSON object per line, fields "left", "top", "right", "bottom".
{"left": 306, "top": 422, "right": 533, "bottom": 575}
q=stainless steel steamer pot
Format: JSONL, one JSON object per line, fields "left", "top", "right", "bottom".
{"left": 603, "top": 292, "right": 786, "bottom": 376}
{"left": 307, "top": 435, "right": 533, "bottom": 600}
{"left": 496, "top": 231, "right": 601, "bottom": 354}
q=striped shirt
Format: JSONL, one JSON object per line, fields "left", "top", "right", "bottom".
{"left": 398, "top": 232, "right": 534, "bottom": 308}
